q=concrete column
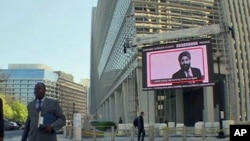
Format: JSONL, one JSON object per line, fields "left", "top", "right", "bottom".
{"left": 101, "top": 103, "right": 105, "bottom": 120}
{"left": 126, "top": 75, "right": 137, "bottom": 122}
{"left": 122, "top": 81, "right": 128, "bottom": 123}
{"left": 96, "top": 106, "right": 100, "bottom": 120}
{"left": 109, "top": 96, "right": 112, "bottom": 121}
{"left": 99, "top": 104, "right": 103, "bottom": 121}
{"left": 114, "top": 91, "right": 119, "bottom": 123}
{"left": 203, "top": 86, "right": 214, "bottom": 122}
{"left": 138, "top": 90, "right": 155, "bottom": 124}
{"left": 104, "top": 101, "right": 108, "bottom": 120}
{"left": 136, "top": 65, "right": 155, "bottom": 124}
{"left": 101, "top": 103, "right": 104, "bottom": 120}
{"left": 115, "top": 90, "right": 124, "bottom": 123}
{"left": 109, "top": 95, "right": 115, "bottom": 122}
{"left": 147, "top": 91, "right": 155, "bottom": 124}
{"left": 175, "top": 89, "right": 184, "bottom": 123}
{"left": 106, "top": 100, "right": 110, "bottom": 120}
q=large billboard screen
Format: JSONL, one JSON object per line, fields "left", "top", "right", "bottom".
{"left": 142, "top": 38, "right": 214, "bottom": 90}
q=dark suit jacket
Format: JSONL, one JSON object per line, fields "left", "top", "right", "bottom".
{"left": 138, "top": 115, "right": 144, "bottom": 130}
{"left": 172, "top": 67, "right": 202, "bottom": 85}
{"left": 21, "top": 97, "right": 66, "bottom": 141}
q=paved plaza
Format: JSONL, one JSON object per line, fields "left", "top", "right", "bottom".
{"left": 7, "top": 134, "right": 229, "bottom": 141}
{"left": 63, "top": 136, "right": 230, "bottom": 141}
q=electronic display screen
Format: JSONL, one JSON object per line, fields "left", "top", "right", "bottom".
{"left": 142, "top": 38, "right": 214, "bottom": 90}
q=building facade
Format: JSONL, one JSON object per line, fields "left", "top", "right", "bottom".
{"left": 90, "top": 0, "right": 250, "bottom": 125}
{"left": 55, "top": 71, "right": 87, "bottom": 122}
{"left": 0, "top": 64, "right": 58, "bottom": 105}
{"left": 0, "top": 64, "right": 87, "bottom": 123}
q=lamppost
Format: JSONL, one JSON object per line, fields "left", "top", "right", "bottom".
{"left": 73, "top": 102, "right": 75, "bottom": 114}
{"left": 216, "top": 51, "right": 226, "bottom": 138}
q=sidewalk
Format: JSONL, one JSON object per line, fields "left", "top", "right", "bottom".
{"left": 6, "top": 134, "right": 229, "bottom": 141}
{"left": 5, "top": 134, "right": 71, "bottom": 141}
{"left": 69, "top": 136, "right": 229, "bottom": 141}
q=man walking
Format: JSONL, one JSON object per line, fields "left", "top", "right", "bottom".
{"left": 21, "top": 82, "right": 66, "bottom": 141}
{"left": 138, "top": 112, "right": 145, "bottom": 141}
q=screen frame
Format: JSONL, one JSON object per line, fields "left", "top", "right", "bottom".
{"left": 142, "top": 38, "right": 214, "bottom": 90}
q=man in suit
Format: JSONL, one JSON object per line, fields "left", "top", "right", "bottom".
{"left": 21, "top": 82, "right": 66, "bottom": 141}
{"left": 172, "top": 51, "right": 202, "bottom": 85}
{"left": 138, "top": 112, "right": 145, "bottom": 141}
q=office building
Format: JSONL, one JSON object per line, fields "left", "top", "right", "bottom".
{"left": 90, "top": 0, "right": 250, "bottom": 125}
{"left": 55, "top": 71, "right": 87, "bottom": 122}
{"left": 0, "top": 64, "right": 58, "bottom": 104}
{"left": 0, "top": 64, "right": 87, "bottom": 123}
{"left": 80, "top": 79, "right": 90, "bottom": 114}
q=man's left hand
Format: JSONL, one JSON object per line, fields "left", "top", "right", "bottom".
{"left": 43, "top": 125, "right": 54, "bottom": 134}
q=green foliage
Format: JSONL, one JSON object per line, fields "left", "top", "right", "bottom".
{"left": 0, "top": 93, "right": 28, "bottom": 123}
{"left": 0, "top": 94, "right": 13, "bottom": 119}
{"left": 9, "top": 101, "right": 28, "bottom": 123}
{"left": 91, "top": 121, "right": 117, "bottom": 131}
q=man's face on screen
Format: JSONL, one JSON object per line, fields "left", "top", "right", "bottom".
{"left": 179, "top": 56, "right": 191, "bottom": 71}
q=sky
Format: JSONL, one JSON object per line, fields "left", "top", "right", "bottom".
{"left": 0, "top": 0, "right": 97, "bottom": 83}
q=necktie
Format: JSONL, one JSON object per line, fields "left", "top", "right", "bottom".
{"left": 186, "top": 70, "right": 194, "bottom": 84}
{"left": 186, "top": 70, "right": 192, "bottom": 78}
{"left": 37, "top": 100, "right": 42, "bottom": 111}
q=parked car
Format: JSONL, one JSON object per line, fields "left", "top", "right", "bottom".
{"left": 4, "top": 119, "right": 11, "bottom": 130}
{"left": 8, "top": 121, "right": 19, "bottom": 130}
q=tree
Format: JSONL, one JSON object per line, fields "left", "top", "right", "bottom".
{"left": 0, "top": 94, "right": 13, "bottom": 120}
{"left": 0, "top": 94, "right": 27, "bottom": 123}
{"left": 9, "top": 101, "right": 27, "bottom": 123}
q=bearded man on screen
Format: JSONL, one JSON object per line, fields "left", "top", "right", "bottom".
{"left": 172, "top": 51, "right": 202, "bottom": 84}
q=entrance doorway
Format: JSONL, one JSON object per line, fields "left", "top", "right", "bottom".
{"left": 183, "top": 87, "right": 204, "bottom": 126}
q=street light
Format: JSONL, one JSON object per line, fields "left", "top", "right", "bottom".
{"left": 73, "top": 102, "right": 75, "bottom": 114}
{"left": 215, "top": 51, "right": 226, "bottom": 138}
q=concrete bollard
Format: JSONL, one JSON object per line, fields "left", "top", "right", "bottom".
{"left": 162, "top": 127, "right": 169, "bottom": 141}
{"left": 93, "top": 127, "right": 96, "bottom": 141}
{"left": 148, "top": 125, "right": 154, "bottom": 141}
{"left": 63, "top": 126, "right": 66, "bottom": 138}
{"left": 111, "top": 126, "right": 115, "bottom": 141}
{"left": 202, "top": 124, "right": 206, "bottom": 140}
{"left": 65, "top": 126, "right": 69, "bottom": 138}
{"left": 67, "top": 126, "right": 73, "bottom": 139}
{"left": 148, "top": 126, "right": 154, "bottom": 141}
{"left": 130, "top": 126, "right": 135, "bottom": 141}
{"left": 182, "top": 126, "right": 186, "bottom": 141}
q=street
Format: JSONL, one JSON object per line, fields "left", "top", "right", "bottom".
{"left": 4, "top": 129, "right": 23, "bottom": 140}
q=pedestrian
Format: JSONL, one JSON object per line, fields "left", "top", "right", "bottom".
{"left": 165, "top": 119, "right": 168, "bottom": 126}
{"left": 21, "top": 82, "right": 66, "bottom": 141}
{"left": 0, "top": 98, "right": 4, "bottom": 141}
{"left": 119, "top": 117, "right": 123, "bottom": 124}
{"left": 138, "top": 112, "right": 145, "bottom": 141}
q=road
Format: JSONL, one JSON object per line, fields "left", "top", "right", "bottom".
{"left": 4, "top": 129, "right": 23, "bottom": 140}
